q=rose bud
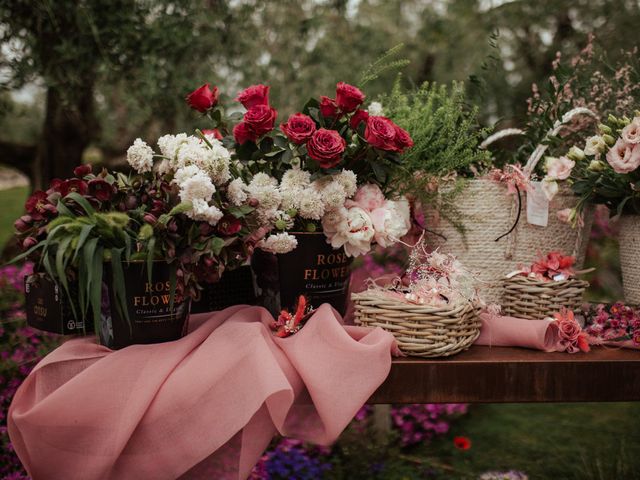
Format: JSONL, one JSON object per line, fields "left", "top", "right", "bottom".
{"left": 73, "top": 164, "right": 93, "bottom": 177}
{"left": 143, "top": 213, "right": 158, "bottom": 225}
{"left": 14, "top": 215, "right": 33, "bottom": 233}
{"left": 88, "top": 178, "right": 115, "bottom": 202}
{"left": 199, "top": 223, "right": 215, "bottom": 237}
{"left": 22, "top": 237, "right": 38, "bottom": 250}
{"left": 186, "top": 83, "right": 219, "bottom": 113}
{"left": 335, "top": 82, "right": 365, "bottom": 113}
{"left": 202, "top": 128, "right": 223, "bottom": 140}
{"left": 248, "top": 198, "right": 259, "bottom": 207}
{"left": 150, "top": 199, "right": 165, "bottom": 216}
{"left": 235, "top": 84, "right": 270, "bottom": 109}
{"left": 319, "top": 96, "right": 339, "bottom": 119}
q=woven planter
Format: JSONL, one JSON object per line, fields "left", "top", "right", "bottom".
{"left": 425, "top": 179, "right": 594, "bottom": 304}
{"left": 501, "top": 276, "right": 589, "bottom": 320}
{"left": 351, "top": 291, "right": 481, "bottom": 358}
{"left": 618, "top": 215, "right": 640, "bottom": 305}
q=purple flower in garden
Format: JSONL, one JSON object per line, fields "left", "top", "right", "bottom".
{"left": 249, "top": 438, "right": 332, "bottom": 479}
{"left": 390, "top": 403, "right": 469, "bottom": 446}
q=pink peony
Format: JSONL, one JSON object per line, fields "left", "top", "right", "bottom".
{"left": 322, "top": 206, "right": 374, "bottom": 257}
{"left": 546, "top": 156, "right": 575, "bottom": 180}
{"left": 606, "top": 138, "right": 640, "bottom": 173}
{"left": 350, "top": 183, "right": 385, "bottom": 212}
{"left": 621, "top": 117, "right": 640, "bottom": 144}
{"left": 370, "top": 198, "right": 411, "bottom": 248}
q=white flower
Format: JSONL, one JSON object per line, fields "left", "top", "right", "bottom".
{"left": 258, "top": 232, "right": 298, "bottom": 254}
{"left": 273, "top": 210, "right": 294, "bottom": 230}
{"left": 280, "top": 189, "right": 301, "bottom": 211}
{"left": 370, "top": 198, "right": 411, "bottom": 247}
{"left": 367, "top": 101, "right": 383, "bottom": 116}
{"left": 322, "top": 207, "right": 348, "bottom": 230}
{"left": 541, "top": 178, "right": 559, "bottom": 201}
{"left": 174, "top": 137, "right": 231, "bottom": 186}
{"left": 126, "top": 138, "right": 154, "bottom": 174}
{"left": 317, "top": 180, "right": 347, "bottom": 210}
{"left": 173, "top": 165, "right": 202, "bottom": 186}
{"left": 227, "top": 178, "right": 248, "bottom": 206}
{"left": 246, "top": 181, "right": 281, "bottom": 223}
{"left": 333, "top": 169, "right": 358, "bottom": 197}
{"left": 204, "top": 140, "right": 232, "bottom": 185}
{"left": 280, "top": 168, "right": 311, "bottom": 191}
{"left": 178, "top": 171, "right": 216, "bottom": 204}
{"left": 324, "top": 206, "right": 374, "bottom": 257}
{"left": 584, "top": 135, "right": 606, "bottom": 156}
{"left": 298, "top": 188, "right": 325, "bottom": 220}
{"left": 249, "top": 172, "right": 278, "bottom": 189}
{"left": 156, "top": 159, "right": 172, "bottom": 176}
{"left": 157, "top": 133, "right": 187, "bottom": 160}
{"left": 187, "top": 199, "right": 223, "bottom": 225}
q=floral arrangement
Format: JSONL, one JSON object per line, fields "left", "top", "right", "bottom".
{"left": 270, "top": 295, "right": 313, "bottom": 338}
{"left": 512, "top": 251, "right": 576, "bottom": 282}
{"left": 582, "top": 302, "right": 640, "bottom": 346}
{"left": 551, "top": 308, "right": 590, "bottom": 353}
{"left": 391, "top": 403, "right": 469, "bottom": 447}
{"left": 185, "top": 80, "right": 414, "bottom": 257}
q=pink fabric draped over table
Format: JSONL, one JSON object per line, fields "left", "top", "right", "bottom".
{"left": 8, "top": 305, "right": 397, "bottom": 480}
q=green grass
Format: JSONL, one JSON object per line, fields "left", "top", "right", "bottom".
{"left": 410, "top": 403, "right": 640, "bottom": 479}
{"left": 0, "top": 186, "right": 28, "bottom": 249}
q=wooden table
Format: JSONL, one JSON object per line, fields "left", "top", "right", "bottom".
{"left": 369, "top": 346, "right": 640, "bottom": 403}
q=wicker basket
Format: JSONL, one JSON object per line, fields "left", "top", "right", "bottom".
{"left": 351, "top": 291, "right": 481, "bottom": 358}
{"left": 425, "top": 179, "right": 594, "bottom": 304}
{"left": 618, "top": 215, "right": 640, "bottom": 305}
{"left": 501, "top": 275, "right": 589, "bottom": 320}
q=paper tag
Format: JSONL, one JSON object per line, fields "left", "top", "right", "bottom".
{"left": 526, "top": 181, "right": 549, "bottom": 227}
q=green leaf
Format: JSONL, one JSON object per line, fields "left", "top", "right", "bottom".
{"left": 65, "top": 192, "right": 96, "bottom": 216}
{"left": 110, "top": 249, "right": 131, "bottom": 335}
{"left": 210, "top": 237, "right": 225, "bottom": 255}
{"left": 73, "top": 224, "right": 95, "bottom": 261}
{"left": 227, "top": 205, "right": 255, "bottom": 218}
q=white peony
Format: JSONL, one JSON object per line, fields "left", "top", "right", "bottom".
{"left": 227, "top": 178, "right": 248, "bottom": 206}
{"left": 258, "top": 232, "right": 299, "bottom": 254}
{"left": 324, "top": 206, "right": 374, "bottom": 257}
{"left": 178, "top": 171, "right": 216, "bottom": 204}
{"left": 187, "top": 198, "right": 223, "bottom": 225}
{"left": 370, "top": 198, "right": 411, "bottom": 247}
{"left": 584, "top": 135, "right": 606, "bottom": 156}
{"left": 126, "top": 138, "right": 155, "bottom": 174}
{"left": 333, "top": 169, "right": 358, "bottom": 198}
{"left": 280, "top": 168, "right": 311, "bottom": 191}
{"left": 367, "top": 101, "right": 384, "bottom": 116}
{"left": 298, "top": 188, "right": 325, "bottom": 220}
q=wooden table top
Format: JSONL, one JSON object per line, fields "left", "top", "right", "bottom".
{"left": 369, "top": 346, "right": 640, "bottom": 404}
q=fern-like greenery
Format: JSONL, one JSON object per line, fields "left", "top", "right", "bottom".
{"left": 358, "top": 44, "right": 410, "bottom": 88}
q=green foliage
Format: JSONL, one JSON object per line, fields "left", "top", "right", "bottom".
{"left": 358, "top": 44, "right": 410, "bottom": 88}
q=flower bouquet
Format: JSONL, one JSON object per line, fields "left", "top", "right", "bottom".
{"left": 501, "top": 251, "right": 589, "bottom": 320}
{"left": 13, "top": 129, "right": 252, "bottom": 348}
{"left": 191, "top": 80, "right": 414, "bottom": 315}
{"left": 582, "top": 302, "right": 640, "bottom": 348}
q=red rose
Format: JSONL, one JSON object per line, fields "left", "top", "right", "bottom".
{"left": 365, "top": 116, "right": 399, "bottom": 151}
{"left": 319, "top": 96, "right": 339, "bottom": 119}
{"left": 217, "top": 214, "right": 242, "bottom": 236}
{"left": 335, "top": 82, "right": 365, "bottom": 113}
{"left": 306, "top": 128, "right": 346, "bottom": 169}
{"left": 453, "top": 436, "right": 471, "bottom": 451}
{"left": 186, "top": 84, "right": 219, "bottom": 112}
{"left": 73, "top": 164, "right": 92, "bottom": 177}
{"left": 236, "top": 84, "right": 270, "bottom": 109}
{"left": 244, "top": 104, "right": 277, "bottom": 136}
{"left": 202, "top": 128, "right": 223, "bottom": 140}
{"left": 88, "top": 178, "right": 115, "bottom": 202}
{"left": 393, "top": 124, "right": 413, "bottom": 152}
{"left": 280, "top": 113, "right": 317, "bottom": 144}
{"left": 233, "top": 122, "right": 258, "bottom": 145}
{"left": 349, "top": 109, "right": 369, "bottom": 129}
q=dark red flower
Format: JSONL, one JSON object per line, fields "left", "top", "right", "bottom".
{"left": 14, "top": 215, "right": 33, "bottom": 233}
{"left": 217, "top": 214, "right": 242, "bottom": 236}
{"left": 25, "top": 191, "right": 52, "bottom": 221}
{"left": 453, "top": 436, "right": 471, "bottom": 450}
{"left": 73, "top": 164, "right": 92, "bottom": 177}
{"left": 306, "top": 128, "right": 346, "bottom": 169}
{"left": 202, "top": 128, "right": 223, "bottom": 140}
{"left": 236, "top": 84, "right": 270, "bottom": 109}
{"left": 280, "top": 113, "right": 317, "bottom": 144}
{"left": 319, "top": 96, "right": 339, "bottom": 119}
{"left": 349, "top": 109, "right": 369, "bottom": 129}
{"left": 393, "top": 125, "right": 414, "bottom": 152}
{"left": 186, "top": 84, "right": 219, "bottom": 112}
{"left": 365, "top": 116, "right": 400, "bottom": 151}
{"left": 244, "top": 104, "right": 278, "bottom": 137}
{"left": 22, "top": 237, "right": 38, "bottom": 250}
{"left": 88, "top": 178, "right": 115, "bottom": 202}
{"left": 233, "top": 121, "right": 258, "bottom": 145}
{"left": 143, "top": 213, "right": 158, "bottom": 225}
{"left": 149, "top": 199, "right": 166, "bottom": 216}
{"left": 53, "top": 179, "right": 89, "bottom": 197}
{"left": 335, "top": 82, "right": 365, "bottom": 113}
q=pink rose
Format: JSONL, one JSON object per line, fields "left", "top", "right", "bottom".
{"left": 236, "top": 84, "right": 270, "bottom": 109}
{"left": 351, "top": 183, "right": 386, "bottom": 212}
{"left": 280, "top": 113, "right": 316, "bottom": 144}
{"left": 306, "top": 128, "right": 346, "bottom": 168}
{"left": 558, "top": 318, "right": 581, "bottom": 342}
{"left": 546, "top": 156, "right": 575, "bottom": 180}
{"left": 233, "top": 122, "right": 257, "bottom": 145}
{"left": 186, "top": 84, "right": 219, "bottom": 112}
{"left": 365, "top": 116, "right": 399, "bottom": 151}
{"left": 244, "top": 104, "right": 278, "bottom": 137}
{"left": 556, "top": 208, "right": 572, "bottom": 224}
{"left": 621, "top": 117, "right": 640, "bottom": 144}
{"left": 606, "top": 138, "right": 640, "bottom": 173}
{"left": 335, "top": 82, "right": 365, "bottom": 113}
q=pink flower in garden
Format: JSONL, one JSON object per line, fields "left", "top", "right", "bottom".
{"left": 621, "top": 117, "right": 640, "bottom": 144}
{"left": 319, "top": 96, "right": 339, "bottom": 119}
{"left": 606, "top": 138, "right": 640, "bottom": 173}
{"left": 546, "top": 156, "right": 575, "bottom": 180}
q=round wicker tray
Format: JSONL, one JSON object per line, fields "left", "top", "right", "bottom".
{"left": 501, "top": 275, "right": 589, "bottom": 320}
{"left": 351, "top": 291, "right": 481, "bottom": 358}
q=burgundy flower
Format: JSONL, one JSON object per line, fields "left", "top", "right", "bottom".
{"left": 24, "top": 191, "right": 51, "bottom": 221}
{"left": 22, "top": 237, "right": 38, "bottom": 250}
{"left": 319, "top": 96, "right": 339, "bottom": 119}
{"left": 236, "top": 84, "right": 270, "bottom": 109}
{"left": 53, "top": 179, "right": 89, "bottom": 197}
{"left": 217, "top": 214, "right": 242, "bottom": 236}
{"left": 143, "top": 213, "right": 158, "bottom": 225}
{"left": 280, "top": 113, "right": 317, "bottom": 144}
{"left": 149, "top": 199, "right": 166, "bottom": 216}
{"left": 394, "top": 124, "right": 414, "bottom": 152}
{"left": 365, "top": 116, "right": 400, "bottom": 151}
{"left": 244, "top": 104, "right": 278, "bottom": 137}
{"left": 186, "top": 83, "right": 219, "bottom": 112}
{"left": 306, "top": 128, "right": 346, "bottom": 169}
{"left": 14, "top": 215, "right": 33, "bottom": 233}
{"left": 73, "top": 164, "right": 92, "bottom": 177}
{"left": 349, "top": 109, "right": 369, "bottom": 129}
{"left": 88, "top": 178, "right": 115, "bottom": 202}
{"left": 202, "top": 128, "right": 223, "bottom": 140}
{"left": 335, "top": 82, "right": 365, "bottom": 113}
{"left": 233, "top": 121, "right": 258, "bottom": 145}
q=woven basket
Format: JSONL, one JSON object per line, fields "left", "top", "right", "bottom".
{"left": 501, "top": 275, "right": 589, "bottom": 320}
{"left": 351, "top": 291, "right": 481, "bottom": 358}
{"left": 425, "top": 179, "right": 594, "bottom": 304}
{"left": 618, "top": 215, "right": 640, "bottom": 305}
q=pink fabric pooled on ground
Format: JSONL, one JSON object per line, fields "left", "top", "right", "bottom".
{"left": 8, "top": 304, "right": 396, "bottom": 480}
{"left": 475, "top": 311, "right": 560, "bottom": 351}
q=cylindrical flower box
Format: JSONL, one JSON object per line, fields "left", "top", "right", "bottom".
{"left": 99, "top": 261, "right": 190, "bottom": 349}
{"left": 190, "top": 265, "right": 256, "bottom": 314}
{"left": 618, "top": 215, "right": 640, "bottom": 305}
{"left": 251, "top": 232, "right": 353, "bottom": 317}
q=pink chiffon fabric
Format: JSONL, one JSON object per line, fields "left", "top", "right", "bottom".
{"left": 8, "top": 304, "right": 397, "bottom": 480}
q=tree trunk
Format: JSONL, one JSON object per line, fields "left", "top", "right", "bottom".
{"left": 32, "top": 83, "right": 96, "bottom": 190}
